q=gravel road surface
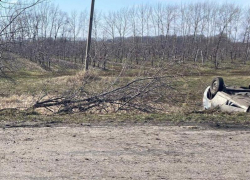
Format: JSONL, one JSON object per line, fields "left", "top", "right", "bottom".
{"left": 0, "top": 125, "right": 250, "bottom": 180}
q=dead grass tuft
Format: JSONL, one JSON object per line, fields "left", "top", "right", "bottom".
{"left": 0, "top": 94, "right": 36, "bottom": 110}
{"left": 66, "top": 70, "right": 101, "bottom": 84}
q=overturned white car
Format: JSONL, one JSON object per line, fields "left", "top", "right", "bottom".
{"left": 203, "top": 77, "right": 250, "bottom": 112}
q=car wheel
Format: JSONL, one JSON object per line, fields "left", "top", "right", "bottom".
{"left": 210, "top": 77, "right": 224, "bottom": 95}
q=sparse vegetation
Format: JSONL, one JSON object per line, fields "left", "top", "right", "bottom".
{"left": 1, "top": 55, "right": 250, "bottom": 127}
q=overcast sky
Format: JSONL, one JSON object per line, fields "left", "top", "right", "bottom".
{"left": 53, "top": 0, "right": 250, "bottom": 13}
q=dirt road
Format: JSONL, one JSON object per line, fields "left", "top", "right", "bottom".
{"left": 0, "top": 125, "right": 250, "bottom": 180}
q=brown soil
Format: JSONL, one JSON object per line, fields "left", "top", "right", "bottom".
{"left": 0, "top": 125, "right": 250, "bottom": 180}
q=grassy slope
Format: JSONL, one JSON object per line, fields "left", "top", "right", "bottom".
{"left": 1, "top": 58, "right": 250, "bottom": 127}
{"left": 1, "top": 109, "right": 250, "bottom": 129}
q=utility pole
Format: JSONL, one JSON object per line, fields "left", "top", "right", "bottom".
{"left": 84, "top": 0, "right": 95, "bottom": 71}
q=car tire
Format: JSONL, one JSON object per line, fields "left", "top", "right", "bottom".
{"left": 210, "top": 77, "right": 224, "bottom": 95}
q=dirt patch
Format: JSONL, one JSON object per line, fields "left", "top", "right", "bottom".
{"left": 0, "top": 125, "right": 250, "bottom": 179}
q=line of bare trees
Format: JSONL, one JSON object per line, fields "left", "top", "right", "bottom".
{"left": 2, "top": 1, "right": 250, "bottom": 69}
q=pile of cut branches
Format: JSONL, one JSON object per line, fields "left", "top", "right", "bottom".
{"left": 33, "top": 74, "right": 179, "bottom": 114}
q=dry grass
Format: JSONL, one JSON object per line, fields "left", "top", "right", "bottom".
{"left": 3, "top": 57, "right": 250, "bottom": 116}
{"left": 66, "top": 70, "right": 101, "bottom": 84}
{"left": 0, "top": 94, "right": 36, "bottom": 110}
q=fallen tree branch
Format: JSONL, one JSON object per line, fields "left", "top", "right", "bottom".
{"left": 32, "top": 75, "right": 177, "bottom": 113}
